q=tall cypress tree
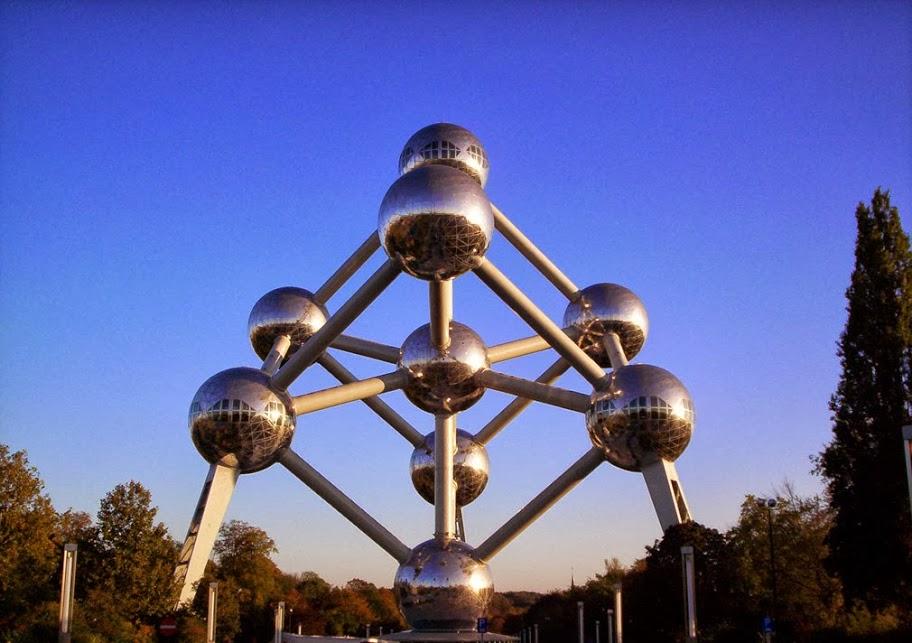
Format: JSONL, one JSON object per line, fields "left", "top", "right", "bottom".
{"left": 818, "top": 189, "right": 912, "bottom": 610}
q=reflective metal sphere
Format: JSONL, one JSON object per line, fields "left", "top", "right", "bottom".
{"left": 378, "top": 165, "right": 494, "bottom": 281}
{"left": 248, "top": 287, "right": 328, "bottom": 363}
{"left": 586, "top": 364, "right": 694, "bottom": 472}
{"left": 394, "top": 539, "right": 494, "bottom": 632}
{"left": 189, "top": 367, "right": 296, "bottom": 473}
{"left": 411, "top": 430, "right": 490, "bottom": 506}
{"left": 399, "top": 123, "right": 490, "bottom": 187}
{"left": 399, "top": 322, "right": 489, "bottom": 414}
{"left": 563, "top": 283, "right": 649, "bottom": 367}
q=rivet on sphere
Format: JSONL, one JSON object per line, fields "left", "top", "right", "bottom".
{"left": 585, "top": 364, "right": 694, "bottom": 472}
{"left": 248, "top": 287, "right": 328, "bottom": 364}
{"left": 378, "top": 164, "right": 494, "bottom": 281}
{"left": 399, "top": 321, "right": 489, "bottom": 414}
{"left": 189, "top": 367, "right": 296, "bottom": 473}
{"left": 563, "top": 283, "right": 649, "bottom": 367}
{"left": 410, "top": 429, "right": 490, "bottom": 506}
{"left": 398, "top": 123, "right": 490, "bottom": 187}
{"left": 394, "top": 539, "right": 494, "bottom": 632}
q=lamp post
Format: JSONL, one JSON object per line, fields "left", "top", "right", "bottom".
{"left": 681, "top": 545, "right": 697, "bottom": 642}
{"left": 758, "top": 497, "right": 778, "bottom": 639}
{"left": 903, "top": 425, "right": 912, "bottom": 518}
{"left": 606, "top": 609, "right": 614, "bottom": 643}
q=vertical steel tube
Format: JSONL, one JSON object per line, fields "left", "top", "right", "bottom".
{"left": 491, "top": 204, "right": 579, "bottom": 299}
{"left": 58, "top": 544, "right": 77, "bottom": 643}
{"left": 272, "top": 260, "right": 400, "bottom": 390}
{"left": 435, "top": 414, "right": 458, "bottom": 544}
{"left": 577, "top": 601, "right": 585, "bottom": 643}
{"left": 313, "top": 232, "right": 381, "bottom": 304}
{"left": 613, "top": 584, "right": 623, "bottom": 643}
{"left": 474, "top": 259, "right": 606, "bottom": 387}
{"left": 681, "top": 546, "right": 697, "bottom": 642}
{"left": 207, "top": 582, "right": 218, "bottom": 643}
{"left": 430, "top": 279, "right": 453, "bottom": 351}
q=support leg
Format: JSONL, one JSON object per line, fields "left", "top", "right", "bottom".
{"left": 642, "top": 459, "right": 692, "bottom": 530}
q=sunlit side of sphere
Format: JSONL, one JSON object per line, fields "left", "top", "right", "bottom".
{"left": 378, "top": 165, "right": 494, "bottom": 280}
{"left": 563, "top": 283, "right": 649, "bottom": 367}
{"left": 398, "top": 123, "right": 490, "bottom": 187}
{"left": 399, "top": 322, "right": 489, "bottom": 414}
{"left": 586, "top": 364, "right": 694, "bottom": 472}
{"left": 410, "top": 429, "right": 490, "bottom": 506}
{"left": 189, "top": 367, "right": 296, "bottom": 473}
{"left": 394, "top": 539, "right": 494, "bottom": 632}
{"left": 248, "top": 287, "right": 328, "bottom": 363}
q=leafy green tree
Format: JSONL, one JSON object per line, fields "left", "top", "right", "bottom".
{"left": 85, "top": 481, "right": 178, "bottom": 641}
{"left": 0, "top": 445, "right": 59, "bottom": 638}
{"left": 817, "top": 189, "right": 912, "bottom": 614}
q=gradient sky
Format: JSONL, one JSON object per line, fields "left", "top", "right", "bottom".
{"left": 2, "top": 2, "right": 910, "bottom": 592}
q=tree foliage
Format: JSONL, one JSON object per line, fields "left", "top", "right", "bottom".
{"left": 818, "top": 189, "right": 912, "bottom": 612}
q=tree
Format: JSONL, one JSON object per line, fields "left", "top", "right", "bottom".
{"left": 0, "top": 445, "right": 59, "bottom": 637}
{"left": 817, "top": 189, "right": 912, "bottom": 614}
{"left": 85, "top": 481, "right": 178, "bottom": 640}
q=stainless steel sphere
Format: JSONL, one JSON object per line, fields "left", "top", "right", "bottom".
{"left": 563, "top": 283, "right": 649, "bottom": 367}
{"left": 398, "top": 123, "right": 490, "bottom": 187}
{"left": 410, "top": 430, "right": 490, "bottom": 506}
{"left": 248, "top": 287, "right": 328, "bottom": 363}
{"left": 399, "top": 322, "right": 489, "bottom": 414}
{"left": 586, "top": 364, "right": 694, "bottom": 472}
{"left": 189, "top": 367, "right": 296, "bottom": 473}
{"left": 378, "top": 164, "right": 494, "bottom": 280}
{"left": 394, "top": 539, "right": 494, "bottom": 632}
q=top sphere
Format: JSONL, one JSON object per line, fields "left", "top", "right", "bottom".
{"left": 563, "top": 283, "right": 649, "bottom": 367}
{"left": 248, "top": 287, "right": 328, "bottom": 364}
{"left": 189, "top": 367, "right": 296, "bottom": 473}
{"left": 585, "top": 364, "right": 694, "bottom": 472}
{"left": 378, "top": 165, "right": 494, "bottom": 281}
{"left": 399, "top": 123, "right": 490, "bottom": 187}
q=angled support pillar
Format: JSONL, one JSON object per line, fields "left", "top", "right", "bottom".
{"left": 642, "top": 459, "right": 691, "bottom": 531}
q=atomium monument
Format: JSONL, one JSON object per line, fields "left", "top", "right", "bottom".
{"left": 173, "top": 123, "right": 695, "bottom": 641}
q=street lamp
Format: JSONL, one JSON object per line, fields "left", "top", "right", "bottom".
{"left": 758, "top": 497, "right": 778, "bottom": 638}
{"left": 903, "top": 425, "right": 912, "bottom": 518}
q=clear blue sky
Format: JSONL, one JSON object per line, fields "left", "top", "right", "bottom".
{"left": 1, "top": 2, "right": 910, "bottom": 592}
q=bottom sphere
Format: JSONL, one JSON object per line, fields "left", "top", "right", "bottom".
{"left": 394, "top": 539, "right": 493, "bottom": 632}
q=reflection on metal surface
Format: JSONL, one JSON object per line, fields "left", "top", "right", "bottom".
{"left": 190, "top": 367, "right": 295, "bottom": 473}
{"left": 399, "top": 322, "right": 489, "bottom": 414}
{"left": 563, "top": 283, "right": 648, "bottom": 367}
{"left": 394, "top": 539, "right": 494, "bottom": 632}
{"left": 379, "top": 165, "right": 494, "bottom": 281}
{"left": 399, "top": 123, "right": 490, "bottom": 187}
{"left": 586, "top": 364, "right": 694, "bottom": 471}
{"left": 411, "top": 429, "right": 489, "bottom": 507}
{"left": 248, "top": 287, "right": 328, "bottom": 363}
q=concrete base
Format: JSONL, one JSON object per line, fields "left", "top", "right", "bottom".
{"left": 382, "top": 631, "right": 518, "bottom": 642}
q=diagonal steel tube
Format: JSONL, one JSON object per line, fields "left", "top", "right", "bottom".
{"left": 475, "top": 358, "right": 571, "bottom": 445}
{"left": 478, "top": 369, "right": 590, "bottom": 412}
{"left": 491, "top": 204, "right": 579, "bottom": 299}
{"left": 313, "top": 232, "right": 381, "bottom": 304}
{"left": 261, "top": 335, "right": 292, "bottom": 376}
{"left": 474, "top": 447, "right": 604, "bottom": 562}
{"left": 602, "top": 332, "right": 629, "bottom": 368}
{"left": 272, "top": 260, "right": 400, "bottom": 390}
{"left": 279, "top": 448, "right": 411, "bottom": 563}
{"left": 473, "top": 259, "right": 607, "bottom": 387}
{"left": 330, "top": 335, "right": 400, "bottom": 364}
{"left": 292, "top": 370, "right": 409, "bottom": 415}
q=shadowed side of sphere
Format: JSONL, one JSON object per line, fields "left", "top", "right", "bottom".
{"left": 399, "top": 322, "right": 489, "bottom": 414}
{"left": 586, "top": 364, "right": 694, "bottom": 472}
{"left": 563, "top": 283, "right": 649, "bottom": 367}
{"left": 189, "top": 367, "right": 296, "bottom": 473}
{"left": 394, "top": 539, "right": 494, "bottom": 632}
{"left": 378, "top": 165, "right": 494, "bottom": 281}
{"left": 248, "top": 287, "right": 328, "bottom": 363}
{"left": 411, "top": 429, "right": 490, "bottom": 506}
{"left": 398, "top": 123, "right": 490, "bottom": 187}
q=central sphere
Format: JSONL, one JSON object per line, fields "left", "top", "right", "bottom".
{"left": 394, "top": 539, "right": 494, "bottom": 632}
{"left": 585, "top": 364, "right": 694, "bottom": 471}
{"left": 398, "top": 123, "right": 490, "bottom": 187}
{"left": 399, "top": 322, "right": 489, "bottom": 414}
{"left": 410, "top": 429, "right": 490, "bottom": 506}
{"left": 248, "top": 287, "right": 328, "bottom": 364}
{"left": 563, "top": 283, "right": 648, "bottom": 367}
{"left": 189, "top": 367, "right": 296, "bottom": 473}
{"left": 378, "top": 164, "right": 494, "bottom": 281}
